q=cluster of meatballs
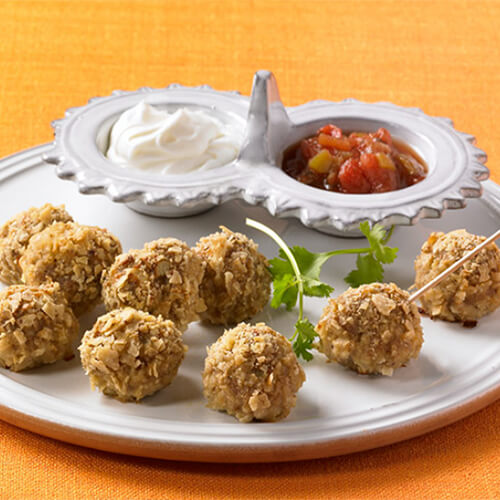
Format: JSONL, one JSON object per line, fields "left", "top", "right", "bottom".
{"left": 0, "top": 203, "right": 498, "bottom": 423}
{"left": 0, "top": 204, "right": 121, "bottom": 371}
{"left": 0, "top": 204, "right": 306, "bottom": 422}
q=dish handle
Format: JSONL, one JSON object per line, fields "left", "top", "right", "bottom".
{"left": 238, "top": 70, "right": 294, "bottom": 166}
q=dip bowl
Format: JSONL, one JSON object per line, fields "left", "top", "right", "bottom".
{"left": 44, "top": 71, "right": 489, "bottom": 235}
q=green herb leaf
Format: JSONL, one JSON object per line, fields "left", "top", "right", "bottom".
{"left": 292, "top": 318, "right": 318, "bottom": 361}
{"left": 270, "top": 247, "right": 334, "bottom": 306}
{"left": 270, "top": 273, "right": 298, "bottom": 311}
{"left": 344, "top": 223, "right": 398, "bottom": 287}
{"left": 359, "top": 222, "right": 398, "bottom": 264}
{"left": 344, "top": 253, "right": 384, "bottom": 287}
{"left": 269, "top": 253, "right": 294, "bottom": 279}
{"left": 289, "top": 247, "right": 334, "bottom": 297}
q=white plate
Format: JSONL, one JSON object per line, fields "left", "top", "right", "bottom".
{"left": 0, "top": 144, "right": 499, "bottom": 463}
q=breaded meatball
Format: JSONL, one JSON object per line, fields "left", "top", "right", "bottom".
{"left": 194, "top": 227, "right": 271, "bottom": 325}
{"left": 0, "top": 283, "right": 79, "bottom": 372}
{"left": 101, "top": 238, "right": 205, "bottom": 331}
{"left": 0, "top": 203, "right": 73, "bottom": 285}
{"left": 79, "top": 308, "right": 186, "bottom": 402}
{"left": 202, "top": 322, "right": 305, "bottom": 422}
{"left": 316, "top": 283, "right": 423, "bottom": 376}
{"left": 414, "top": 229, "right": 500, "bottom": 323}
{"left": 20, "top": 222, "right": 122, "bottom": 316}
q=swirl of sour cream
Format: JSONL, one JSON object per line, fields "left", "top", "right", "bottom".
{"left": 106, "top": 101, "right": 241, "bottom": 174}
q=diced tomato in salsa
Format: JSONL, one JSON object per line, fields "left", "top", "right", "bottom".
{"left": 358, "top": 152, "right": 398, "bottom": 192}
{"left": 300, "top": 137, "right": 322, "bottom": 159}
{"left": 338, "top": 158, "right": 371, "bottom": 194}
{"left": 281, "top": 124, "right": 427, "bottom": 194}
{"left": 318, "top": 124, "right": 343, "bottom": 138}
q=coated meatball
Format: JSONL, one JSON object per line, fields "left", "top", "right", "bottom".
{"left": 194, "top": 227, "right": 271, "bottom": 325}
{"left": 414, "top": 229, "right": 500, "bottom": 323}
{"left": 79, "top": 308, "right": 186, "bottom": 402}
{"left": 20, "top": 222, "right": 122, "bottom": 316}
{"left": 203, "top": 322, "right": 305, "bottom": 422}
{"left": 0, "top": 203, "right": 73, "bottom": 285}
{"left": 0, "top": 283, "right": 79, "bottom": 372}
{"left": 316, "top": 283, "right": 423, "bottom": 376}
{"left": 102, "top": 238, "right": 205, "bottom": 331}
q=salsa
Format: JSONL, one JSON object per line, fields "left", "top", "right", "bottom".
{"left": 282, "top": 124, "right": 427, "bottom": 194}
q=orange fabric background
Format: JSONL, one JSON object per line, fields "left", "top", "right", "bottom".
{"left": 0, "top": 0, "right": 499, "bottom": 498}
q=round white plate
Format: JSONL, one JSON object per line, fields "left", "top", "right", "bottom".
{"left": 0, "top": 144, "right": 499, "bottom": 463}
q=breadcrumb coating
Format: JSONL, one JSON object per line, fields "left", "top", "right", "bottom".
{"left": 203, "top": 322, "right": 305, "bottom": 422}
{"left": 194, "top": 227, "right": 271, "bottom": 325}
{"left": 20, "top": 222, "right": 122, "bottom": 316}
{"left": 0, "top": 283, "right": 79, "bottom": 372}
{"left": 101, "top": 238, "right": 206, "bottom": 331}
{"left": 414, "top": 229, "right": 500, "bottom": 322}
{"left": 316, "top": 283, "right": 423, "bottom": 376}
{"left": 79, "top": 308, "right": 186, "bottom": 402}
{"left": 0, "top": 204, "right": 73, "bottom": 285}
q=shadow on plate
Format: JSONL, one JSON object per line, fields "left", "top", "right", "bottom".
{"left": 142, "top": 374, "right": 202, "bottom": 407}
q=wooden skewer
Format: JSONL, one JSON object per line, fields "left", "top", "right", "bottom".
{"left": 409, "top": 229, "right": 500, "bottom": 303}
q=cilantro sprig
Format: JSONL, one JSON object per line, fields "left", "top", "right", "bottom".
{"left": 246, "top": 218, "right": 398, "bottom": 361}
{"left": 246, "top": 218, "right": 318, "bottom": 360}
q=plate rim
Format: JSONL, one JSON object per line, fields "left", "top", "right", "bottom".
{"left": 0, "top": 143, "right": 499, "bottom": 463}
{"left": 0, "top": 384, "right": 498, "bottom": 463}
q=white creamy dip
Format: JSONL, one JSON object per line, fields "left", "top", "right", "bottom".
{"left": 106, "top": 101, "right": 241, "bottom": 174}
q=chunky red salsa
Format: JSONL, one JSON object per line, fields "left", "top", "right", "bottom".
{"left": 282, "top": 124, "right": 427, "bottom": 194}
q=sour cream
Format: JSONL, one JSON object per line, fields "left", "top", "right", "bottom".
{"left": 106, "top": 101, "right": 241, "bottom": 174}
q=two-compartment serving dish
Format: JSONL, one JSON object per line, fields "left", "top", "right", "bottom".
{"left": 44, "top": 70, "right": 489, "bottom": 235}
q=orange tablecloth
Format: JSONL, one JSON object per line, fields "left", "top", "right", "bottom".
{"left": 0, "top": 1, "right": 499, "bottom": 498}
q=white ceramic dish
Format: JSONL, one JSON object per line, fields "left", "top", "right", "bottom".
{"left": 0, "top": 144, "right": 499, "bottom": 463}
{"left": 44, "top": 71, "right": 489, "bottom": 235}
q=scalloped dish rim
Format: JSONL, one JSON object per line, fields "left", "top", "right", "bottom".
{"left": 43, "top": 81, "right": 489, "bottom": 234}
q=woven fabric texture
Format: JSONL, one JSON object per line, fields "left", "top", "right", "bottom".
{"left": 0, "top": 1, "right": 499, "bottom": 499}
